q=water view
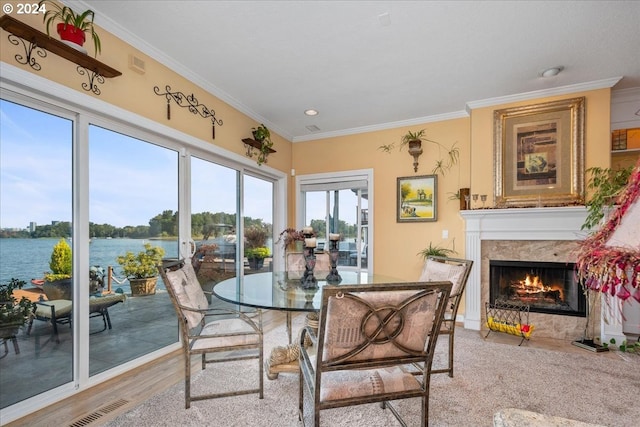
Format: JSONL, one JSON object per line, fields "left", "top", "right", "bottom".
{"left": 0, "top": 238, "right": 179, "bottom": 292}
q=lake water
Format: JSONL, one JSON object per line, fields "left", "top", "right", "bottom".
{"left": 0, "top": 238, "right": 179, "bottom": 290}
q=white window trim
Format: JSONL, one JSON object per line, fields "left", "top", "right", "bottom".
{"left": 0, "top": 62, "right": 287, "bottom": 423}
{"left": 295, "top": 168, "right": 374, "bottom": 274}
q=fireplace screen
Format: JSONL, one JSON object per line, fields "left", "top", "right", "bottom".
{"left": 490, "top": 260, "right": 586, "bottom": 317}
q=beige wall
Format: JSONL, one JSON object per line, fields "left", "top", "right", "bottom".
{"left": 1, "top": 9, "right": 613, "bottom": 292}
{"left": 292, "top": 118, "right": 471, "bottom": 281}
{"left": 469, "top": 89, "right": 612, "bottom": 202}
{"left": 0, "top": 9, "right": 292, "bottom": 173}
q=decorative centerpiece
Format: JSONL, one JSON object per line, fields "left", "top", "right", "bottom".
{"left": 277, "top": 228, "right": 307, "bottom": 253}
{"left": 301, "top": 227, "right": 317, "bottom": 289}
{"left": 326, "top": 233, "right": 342, "bottom": 283}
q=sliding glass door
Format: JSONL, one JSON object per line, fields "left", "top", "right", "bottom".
{"left": 0, "top": 87, "right": 284, "bottom": 418}
{"left": 88, "top": 125, "right": 179, "bottom": 375}
{"left": 0, "top": 99, "right": 74, "bottom": 407}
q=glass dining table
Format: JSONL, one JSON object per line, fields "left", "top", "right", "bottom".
{"left": 213, "top": 270, "right": 404, "bottom": 379}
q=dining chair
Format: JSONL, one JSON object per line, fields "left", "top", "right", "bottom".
{"left": 298, "top": 281, "right": 451, "bottom": 427}
{"left": 158, "top": 259, "right": 263, "bottom": 409}
{"left": 418, "top": 255, "right": 473, "bottom": 377}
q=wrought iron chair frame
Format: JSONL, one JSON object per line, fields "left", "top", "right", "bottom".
{"left": 420, "top": 256, "right": 473, "bottom": 377}
{"left": 298, "top": 281, "right": 452, "bottom": 427}
{"left": 159, "top": 260, "right": 264, "bottom": 409}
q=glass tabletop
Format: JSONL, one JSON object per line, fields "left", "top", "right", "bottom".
{"left": 213, "top": 271, "right": 403, "bottom": 312}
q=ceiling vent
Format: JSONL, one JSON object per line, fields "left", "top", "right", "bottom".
{"left": 306, "top": 125, "right": 320, "bottom": 132}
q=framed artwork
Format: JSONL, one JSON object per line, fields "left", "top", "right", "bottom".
{"left": 397, "top": 175, "right": 438, "bottom": 222}
{"left": 494, "top": 97, "right": 585, "bottom": 207}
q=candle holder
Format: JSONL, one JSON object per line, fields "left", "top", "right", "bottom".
{"left": 301, "top": 232, "right": 317, "bottom": 289}
{"left": 326, "top": 239, "right": 342, "bottom": 284}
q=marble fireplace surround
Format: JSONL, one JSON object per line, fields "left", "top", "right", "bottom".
{"left": 459, "top": 207, "right": 624, "bottom": 341}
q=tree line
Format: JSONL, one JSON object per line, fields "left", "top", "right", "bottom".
{"left": 0, "top": 211, "right": 269, "bottom": 239}
{"left": 0, "top": 210, "right": 359, "bottom": 240}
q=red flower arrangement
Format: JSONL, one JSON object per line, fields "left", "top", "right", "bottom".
{"left": 575, "top": 158, "right": 640, "bottom": 303}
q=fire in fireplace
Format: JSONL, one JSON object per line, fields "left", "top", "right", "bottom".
{"left": 489, "top": 260, "right": 586, "bottom": 317}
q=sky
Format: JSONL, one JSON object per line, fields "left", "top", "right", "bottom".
{"left": 0, "top": 99, "right": 272, "bottom": 229}
{"left": 0, "top": 99, "right": 362, "bottom": 232}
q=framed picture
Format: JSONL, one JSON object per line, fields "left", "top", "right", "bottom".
{"left": 397, "top": 175, "right": 438, "bottom": 222}
{"left": 494, "top": 97, "right": 585, "bottom": 207}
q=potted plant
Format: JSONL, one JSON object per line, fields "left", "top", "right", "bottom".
{"left": 417, "top": 242, "right": 456, "bottom": 260}
{"left": 251, "top": 124, "right": 274, "bottom": 166}
{"left": 43, "top": 238, "right": 73, "bottom": 300}
{"left": 0, "top": 278, "right": 36, "bottom": 339}
{"left": 244, "top": 225, "right": 270, "bottom": 270}
{"left": 379, "top": 129, "right": 460, "bottom": 175}
{"left": 117, "top": 243, "right": 166, "bottom": 296}
{"left": 581, "top": 165, "right": 634, "bottom": 230}
{"left": 39, "top": 0, "right": 102, "bottom": 56}
{"left": 245, "top": 247, "right": 271, "bottom": 270}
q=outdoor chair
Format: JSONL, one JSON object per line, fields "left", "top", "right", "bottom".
{"left": 298, "top": 281, "right": 452, "bottom": 427}
{"left": 418, "top": 255, "right": 473, "bottom": 377}
{"left": 27, "top": 299, "right": 72, "bottom": 343}
{"left": 27, "top": 293, "right": 126, "bottom": 342}
{"left": 158, "top": 259, "right": 263, "bottom": 409}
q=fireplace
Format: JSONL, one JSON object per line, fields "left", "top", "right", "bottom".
{"left": 490, "top": 260, "right": 586, "bottom": 317}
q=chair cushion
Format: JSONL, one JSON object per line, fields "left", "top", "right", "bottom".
{"left": 34, "top": 300, "right": 72, "bottom": 318}
{"left": 191, "top": 318, "right": 261, "bottom": 350}
{"left": 322, "top": 290, "right": 438, "bottom": 362}
{"left": 319, "top": 366, "right": 420, "bottom": 402}
{"left": 165, "top": 264, "right": 208, "bottom": 329}
{"left": 419, "top": 259, "right": 466, "bottom": 295}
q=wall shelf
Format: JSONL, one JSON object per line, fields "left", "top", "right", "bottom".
{"left": 0, "top": 15, "right": 121, "bottom": 94}
{"left": 242, "top": 138, "right": 276, "bottom": 154}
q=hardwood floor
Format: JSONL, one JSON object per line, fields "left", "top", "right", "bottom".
{"left": 5, "top": 310, "right": 287, "bottom": 427}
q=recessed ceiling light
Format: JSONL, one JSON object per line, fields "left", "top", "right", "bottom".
{"left": 304, "top": 109, "right": 318, "bottom": 116}
{"left": 540, "top": 66, "right": 564, "bottom": 78}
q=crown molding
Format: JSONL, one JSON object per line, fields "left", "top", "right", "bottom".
{"left": 293, "top": 110, "right": 469, "bottom": 143}
{"left": 78, "top": 1, "right": 293, "bottom": 142}
{"left": 465, "top": 77, "right": 623, "bottom": 114}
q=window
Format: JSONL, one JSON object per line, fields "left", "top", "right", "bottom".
{"left": 296, "top": 170, "right": 372, "bottom": 272}
{"left": 0, "top": 70, "right": 286, "bottom": 419}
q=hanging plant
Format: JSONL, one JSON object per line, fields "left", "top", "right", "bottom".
{"left": 379, "top": 129, "right": 459, "bottom": 175}
{"left": 243, "top": 124, "right": 275, "bottom": 166}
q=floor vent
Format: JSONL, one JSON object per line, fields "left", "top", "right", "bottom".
{"left": 68, "top": 399, "right": 130, "bottom": 427}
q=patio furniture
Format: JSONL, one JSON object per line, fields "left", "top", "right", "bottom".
{"left": 26, "top": 293, "right": 126, "bottom": 342}
{"left": 298, "top": 281, "right": 452, "bottom": 427}
{"left": 27, "top": 299, "right": 72, "bottom": 343}
{"left": 418, "top": 255, "right": 473, "bottom": 377}
{"left": 159, "top": 259, "right": 263, "bottom": 409}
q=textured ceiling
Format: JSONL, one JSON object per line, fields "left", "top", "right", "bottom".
{"left": 78, "top": 0, "right": 640, "bottom": 142}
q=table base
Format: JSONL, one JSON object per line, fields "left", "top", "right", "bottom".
{"left": 266, "top": 312, "right": 318, "bottom": 380}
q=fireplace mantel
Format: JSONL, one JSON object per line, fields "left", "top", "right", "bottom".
{"left": 460, "top": 207, "right": 588, "bottom": 330}
{"left": 460, "top": 206, "right": 589, "bottom": 241}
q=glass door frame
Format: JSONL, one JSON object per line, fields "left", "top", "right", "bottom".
{"left": 1, "top": 64, "right": 288, "bottom": 423}
{"left": 295, "top": 169, "right": 373, "bottom": 274}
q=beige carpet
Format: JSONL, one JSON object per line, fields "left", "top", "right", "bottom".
{"left": 105, "top": 315, "right": 639, "bottom": 427}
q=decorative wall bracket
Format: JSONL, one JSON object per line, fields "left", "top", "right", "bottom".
{"left": 0, "top": 15, "right": 121, "bottom": 96}
{"left": 153, "top": 85, "right": 223, "bottom": 140}
{"left": 7, "top": 33, "right": 47, "bottom": 71}
{"left": 242, "top": 138, "right": 276, "bottom": 165}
